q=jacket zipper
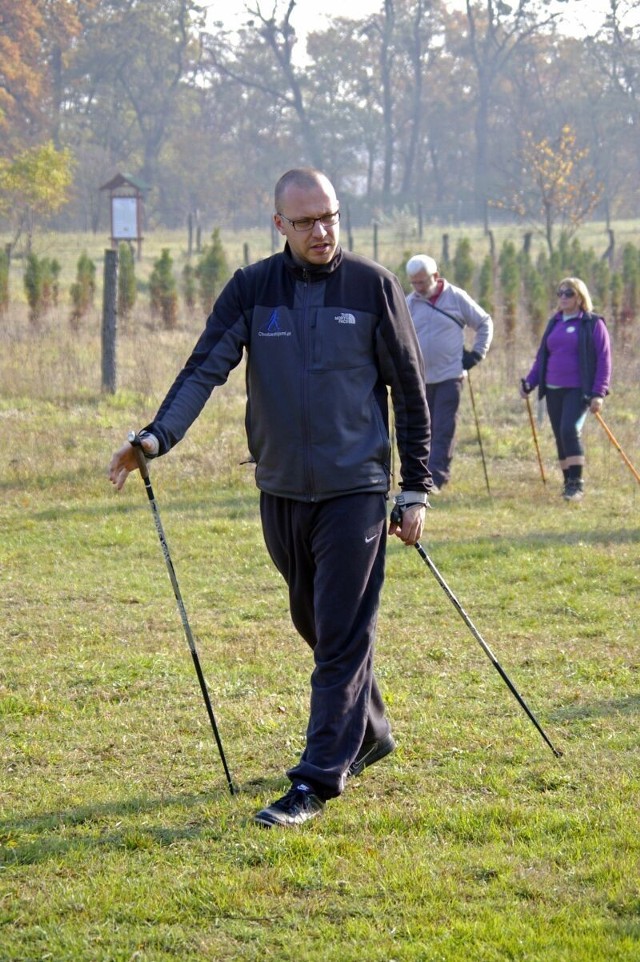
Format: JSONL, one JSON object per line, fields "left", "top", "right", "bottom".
{"left": 300, "top": 271, "right": 317, "bottom": 500}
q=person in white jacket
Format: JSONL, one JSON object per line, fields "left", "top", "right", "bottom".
{"left": 406, "top": 254, "right": 493, "bottom": 492}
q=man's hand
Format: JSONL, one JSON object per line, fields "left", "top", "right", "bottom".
{"left": 589, "top": 396, "right": 604, "bottom": 414}
{"left": 108, "top": 433, "right": 158, "bottom": 491}
{"left": 389, "top": 503, "right": 426, "bottom": 545}
{"left": 389, "top": 493, "right": 429, "bottom": 545}
{"left": 462, "top": 349, "right": 482, "bottom": 370}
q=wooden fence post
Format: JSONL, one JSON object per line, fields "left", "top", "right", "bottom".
{"left": 102, "top": 248, "right": 118, "bottom": 394}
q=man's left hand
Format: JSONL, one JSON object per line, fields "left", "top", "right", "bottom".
{"left": 389, "top": 503, "right": 426, "bottom": 546}
{"left": 462, "top": 349, "right": 482, "bottom": 370}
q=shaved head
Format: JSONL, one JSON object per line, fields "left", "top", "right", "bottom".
{"left": 274, "top": 168, "right": 334, "bottom": 212}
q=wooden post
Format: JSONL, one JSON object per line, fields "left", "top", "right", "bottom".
{"left": 441, "top": 233, "right": 450, "bottom": 267}
{"left": 345, "top": 205, "right": 354, "bottom": 252}
{"left": 373, "top": 222, "right": 379, "bottom": 262}
{"left": 102, "top": 249, "right": 118, "bottom": 394}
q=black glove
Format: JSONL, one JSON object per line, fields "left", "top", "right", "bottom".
{"left": 462, "top": 349, "right": 482, "bottom": 370}
{"left": 520, "top": 378, "right": 533, "bottom": 395}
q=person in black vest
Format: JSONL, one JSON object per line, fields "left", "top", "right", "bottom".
{"left": 520, "top": 277, "right": 612, "bottom": 502}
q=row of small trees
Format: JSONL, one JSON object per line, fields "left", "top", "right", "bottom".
{"left": 2, "top": 230, "right": 639, "bottom": 344}
{"left": 0, "top": 230, "right": 229, "bottom": 329}
{"left": 396, "top": 231, "right": 639, "bottom": 348}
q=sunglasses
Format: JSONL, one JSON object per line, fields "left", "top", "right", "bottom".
{"left": 556, "top": 288, "right": 576, "bottom": 298}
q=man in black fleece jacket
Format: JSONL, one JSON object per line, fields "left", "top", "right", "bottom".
{"left": 109, "top": 168, "right": 432, "bottom": 827}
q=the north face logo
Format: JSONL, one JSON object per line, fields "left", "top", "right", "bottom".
{"left": 336, "top": 313, "right": 356, "bottom": 325}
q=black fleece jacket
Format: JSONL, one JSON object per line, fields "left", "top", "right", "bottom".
{"left": 146, "top": 244, "right": 431, "bottom": 502}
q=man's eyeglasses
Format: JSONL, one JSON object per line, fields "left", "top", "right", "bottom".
{"left": 278, "top": 211, "right": 340, "bottom": 232}
{"left": 556, "top": 288, "right": 576, "bottom": 298}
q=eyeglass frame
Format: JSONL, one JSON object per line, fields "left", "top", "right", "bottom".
{"left": 277, "top": 210, "right": 341, "bottom": 232}
{"left": 556, "top": 288, "right": 576, "bottom": 298}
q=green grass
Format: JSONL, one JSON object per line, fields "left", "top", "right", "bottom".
{"left": 1, "top": 303, "right": 639, "bottom": 961}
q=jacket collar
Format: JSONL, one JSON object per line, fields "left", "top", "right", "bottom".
{"left": 283, "top": 242, "right": 343, "bottom": 280}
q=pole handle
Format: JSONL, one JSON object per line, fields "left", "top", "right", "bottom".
{"left": 128, "top": 431, "right": 151, "bottom": 480}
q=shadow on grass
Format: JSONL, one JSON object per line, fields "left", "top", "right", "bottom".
{"left": 0, "top": 776, "right": 288, "bottom": 866}
{"left": 549, "top": 693, "right": 640, "bottom": 722}
{"left": 388, "top": 525, "right": 640, "bottom": 558}
{"left": 13, "top": 490, "right": 260, "bottom": 523}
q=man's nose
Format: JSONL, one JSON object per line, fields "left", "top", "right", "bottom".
{"left": 311, "top": 219, "right": 327, "bottom": 237}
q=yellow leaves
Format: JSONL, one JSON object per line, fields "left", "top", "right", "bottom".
{"left": 0, "top": 141, "right": 75, "bottom": 222}
{"left": 493, "top": 123, "right": 603, "bottom": 251}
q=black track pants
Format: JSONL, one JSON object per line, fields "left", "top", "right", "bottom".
{"left": 260, "top": 492, "right": 391, "bottom": 799}
{"left": 545, "top": 387, "right": 588, "bottom": 462}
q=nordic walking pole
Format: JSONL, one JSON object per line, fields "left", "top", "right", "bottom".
{"left": 129, "top": 432, "right": 236, "bottom": 795}
{"left": 391, "top": 504, "right": 563, "bottom": 758}
{"left": 522, "top": 382, "right": 547, "bottom": 486}
{"left": 467, "top": 371, "right": 491, "bottom": 496}
{"left": 594, "top": 412, "right": 640, "bottom": 484}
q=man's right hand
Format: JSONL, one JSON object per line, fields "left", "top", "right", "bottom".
{"left": 108, "top": 433, "right": 158, "bottom": 491}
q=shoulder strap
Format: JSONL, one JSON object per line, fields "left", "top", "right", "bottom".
{"left": 424, "top": 299, "right": 465, "bottom": 330}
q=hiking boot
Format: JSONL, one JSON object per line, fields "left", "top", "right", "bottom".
{"left": 253, "top": 783, "right": 325, "bottom": 828}
{"left": 563, "top": 481, "right": 584, "bottom": 502}
{"left": 347, "top": 733, "right": 396, "bottom": 778}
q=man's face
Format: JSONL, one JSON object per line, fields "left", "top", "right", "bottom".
{"left": 274, "top": 178, "right": 340, "bottom": 266}
{"left": 409, "top": 269, "right": 438, "bottom": 297}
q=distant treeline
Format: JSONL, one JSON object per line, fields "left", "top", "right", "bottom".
{"left": 2, "top": 1, "right": 640, "bottom": 240}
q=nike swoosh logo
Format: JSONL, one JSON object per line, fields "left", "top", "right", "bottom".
{"left": 365, "top": 534, "right": 377, "bottom": 543}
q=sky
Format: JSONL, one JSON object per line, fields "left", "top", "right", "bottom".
{"left": 202, "top": 0, "right": 619, "bottom": 41}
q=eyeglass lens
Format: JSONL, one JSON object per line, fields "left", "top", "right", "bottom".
{"left": 281, "top": 212, "right": 340, "bottom": 231}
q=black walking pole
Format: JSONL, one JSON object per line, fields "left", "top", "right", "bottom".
{"left": 391, "top": 503, "right": 563, "bottom": 758}
{"left": 129, "top": 432, "right": 236, "bottom": 794}
{"left": 467, "top": 371, "right": 491, "bottom": 496}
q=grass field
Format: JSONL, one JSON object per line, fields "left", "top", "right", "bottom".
{"left": 1, "top": 267, "right": 639, "bottom": 960}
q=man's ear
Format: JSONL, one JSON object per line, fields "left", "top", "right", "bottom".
{"left": 273, "top": 214, "right": 287, "bottom": 237}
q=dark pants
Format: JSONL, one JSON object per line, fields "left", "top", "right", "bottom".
{"left": 545, "top": 388, "right": 588, "bottom": 469}
{"left": 425, "top": 378, "right": 464, "bottom": 487}
{"left": 260, "top": 491, "right": 390, "bottom": 799}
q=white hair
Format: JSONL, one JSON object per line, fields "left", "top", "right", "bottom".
{"left": 406, "top": 254, "right": 438, "bottom": 277}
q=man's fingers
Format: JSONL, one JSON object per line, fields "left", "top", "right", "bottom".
{"left": 108, "top": 442, "right": 139, "bottom": 489}
{"left": 389, "top": 505, "right": 425, "bottom": 545}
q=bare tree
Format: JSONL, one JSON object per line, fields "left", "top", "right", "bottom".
{"left": 204, "top": 1, "right": 323, "bottom": 169}
{"left": 463, "top": 0, "right": 560, "bottom": 227}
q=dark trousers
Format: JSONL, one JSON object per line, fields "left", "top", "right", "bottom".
{"left": 425, "top": 378, "right": 464, "bottom": 487}
{"left": 545, "top": 388, "right": 588, "bottom": 467}
{"left": 260, "top": 492, "right": 390, "bottom": 799}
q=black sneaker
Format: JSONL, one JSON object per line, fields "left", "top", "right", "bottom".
{"left": 253, "top": 783, "right": 325, "bottom": 828}
{"left": 347, "top": 733, "right": 396, "bottom": 778}
{"left": 563, "top": 481, "right": 584, "bottom": 502}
